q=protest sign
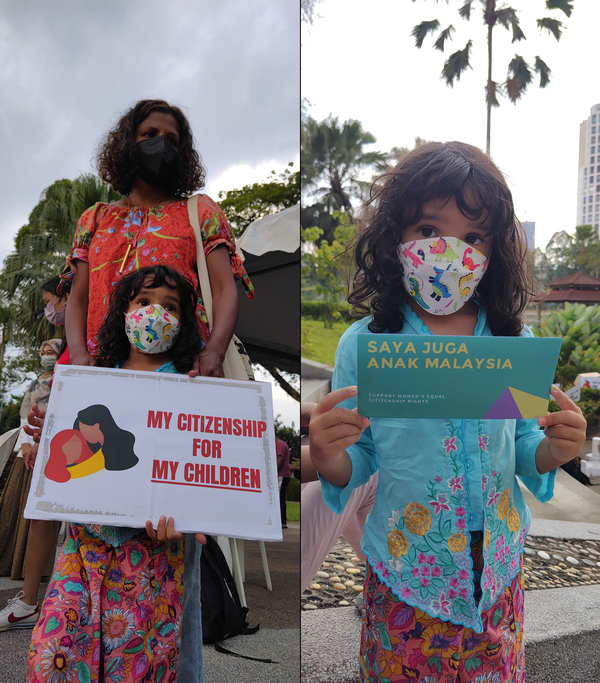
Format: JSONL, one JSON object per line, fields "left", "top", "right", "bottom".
{"left": 25, "top": 365, "right": 282, "bottom": 542}
{"left": 357, "top": 334, "right": 561, "bottom": 419}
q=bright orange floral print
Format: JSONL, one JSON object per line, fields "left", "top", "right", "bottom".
{"left": 507, "top": 507, "right": 520, "bottom": 532}
{"left": 447, "top": 533, "right": 468, "bottom": 553}
{"left": 387, "top": 529, "right": 409, "bottom": 557}
{"left": 404, "top": 502, "right": 432, "bottom": 536}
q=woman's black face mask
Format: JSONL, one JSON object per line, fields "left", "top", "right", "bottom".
{"left": 135, "top": 136, "right": 178, "bottom": 187}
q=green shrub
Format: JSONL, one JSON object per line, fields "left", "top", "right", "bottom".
{"left": 286, "top": 474, "right": 300, "bottom": 502}
{"left": 301, "top": 299, "right": 355, "bottom": 323}
{"left": 535, "top": 303, "right": 600, "bottom": 385}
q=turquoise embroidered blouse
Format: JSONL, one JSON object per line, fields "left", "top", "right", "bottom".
{"left": 321, "top": 303, "right": 555, "bottom": 632}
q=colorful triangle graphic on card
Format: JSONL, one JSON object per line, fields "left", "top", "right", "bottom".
{"left": 483, "top": 387, "right": 548, "bottom": 419}
{"left": 508, "top": 387, "right": 549, "bottom": 419}
{"left": 483, "top": 387, "right": 521, "bottom": 419}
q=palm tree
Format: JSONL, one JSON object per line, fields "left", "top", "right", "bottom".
{"left": 411, "top": 0, "right": 573, "bottom": 155}
{"left": 302, "top": 115, "right": 387, "bottom": 212}
{"left": 0, "top": 174, "right": 121, "bottom": 349}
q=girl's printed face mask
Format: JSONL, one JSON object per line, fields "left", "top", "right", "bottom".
{"left": 125, "top": 304, "right": 181, "bottom": 354}
{"left": 398, "top": 236, "right": 489, "bottom": 315}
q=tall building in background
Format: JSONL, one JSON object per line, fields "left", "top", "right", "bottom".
{"left": 577, "top": 103, "right": 600, "bottom": 234}
{"left": 521, "top": 221, "right": 535, "bottom": 251}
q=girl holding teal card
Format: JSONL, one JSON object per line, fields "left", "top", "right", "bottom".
{"left": 310, "top": 142, "right": 587, "bottom": 683}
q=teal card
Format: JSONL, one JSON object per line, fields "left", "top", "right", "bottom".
{"left": 357, "top": 335, "right": 562, "bottom": 419}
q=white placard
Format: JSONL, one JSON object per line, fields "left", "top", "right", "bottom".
{"left": 24, "top": 365, "right": 282, "bottom": 542}
{"left": 565, "top": 385, "right": 581, "bottom": 403}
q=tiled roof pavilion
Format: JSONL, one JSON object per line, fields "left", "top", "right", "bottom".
{"left": 544, "top": 273, "right": 600, "bottom": 303}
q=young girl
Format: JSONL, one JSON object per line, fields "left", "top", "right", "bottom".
{"left": 309, "top": 142, "right": 586, "bottom": 683}
{"left": 28, "top": 265, "right": 206, "bottom": 683}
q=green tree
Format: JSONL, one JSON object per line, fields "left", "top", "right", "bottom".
{"left": 302, "top": 115, "right": 387, "bottom": 242}
{"left": 566, "top": 225, "right": 600, "bottom": 278}
{"left": 302, "top": 211, "right": 356, "bottom": 328}
{"left": 217, "top": 164, "right": 299, "bottom": 238}
{"left": 411, "top": 0, "right": 573, "bottom": 155}
{"left": 534, "top": 229, "right": 575, "bottom": 285}
{"left": 0, "top": 175, "right": 121, "bottom": 351}
{"left": 0, "top": 393, "right": 24, "bottom": 434}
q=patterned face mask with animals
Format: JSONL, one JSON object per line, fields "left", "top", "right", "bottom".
{"left": 124, "top": 304, "right": 181, "bottom": 354}
{"left": 397, "top": 236, "right": 489, "bottom": 315}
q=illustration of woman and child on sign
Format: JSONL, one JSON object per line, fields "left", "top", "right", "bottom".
{"left": 44, "top": 405, "right": 138, "bottom": 483}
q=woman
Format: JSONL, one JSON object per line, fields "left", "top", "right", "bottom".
{"left": 0, "top": 340, "right": 62, "bottom": 630}
{"left": 41, "top": 276, "right": 69, "bottom": 328}
{"left": 63, "top": 99, "right": 253, "bottom": 375}
{"left": 58, "top": 99, "right": 254, "bottom": 682}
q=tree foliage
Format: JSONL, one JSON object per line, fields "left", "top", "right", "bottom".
{"left": 534, "top": 226, "right": 600, "bottom": 286}
{"left": 0, "top": 175, "right": 121, "bottom": 351}
{"left": 302, "top": 115, "right": 387, "bottom": 242}
{"left": 302, "top": 211, "right": 356, "bottom": 328}
{"left": 217, "top": 164, "right": 299, "bottom": 238}
{"left": 410, "top": 0, "right": 573, "bottom": 154}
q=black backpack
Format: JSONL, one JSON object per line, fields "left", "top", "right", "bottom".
{"left": 201, "top": 535, "right": 276, "bottom": 663}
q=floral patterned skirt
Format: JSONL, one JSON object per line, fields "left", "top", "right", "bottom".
{"left": 359, "top": 543, "right": 525, "bottom": 683}
{"left": 28, "top": 524, "right": 185, "bottom": 683}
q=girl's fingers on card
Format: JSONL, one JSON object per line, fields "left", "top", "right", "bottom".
{"left": 194, "top": 533, "right": 207, "bottom": 545}
{"left": 319, "top": 423, "right": 365, "bottom": 444}
{"left": 145, "top": 520, "right": 157, "bottom": 542}
{"left": 312, "top": 407, "right": 368, "bottom": 433}
{"left": 313, "top": 386, "right": 359, "bottom": 414}
{"left": 540, "top": 409, "right": 586, "bottom": 430}
{"left": 166, "top": 517, "right": 183, "bottom": 541}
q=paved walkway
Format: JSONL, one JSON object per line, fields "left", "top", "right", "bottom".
{"left": 0, "top": 525, "right": 299, "bottom": 683}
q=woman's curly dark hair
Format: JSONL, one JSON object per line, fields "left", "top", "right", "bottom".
{"left": 96, "top": 99, "right": 206, "bottom": 196}
{"left": 350, "top": 141, "right": 535, "bottom": 337}
{"left": 95, "top": 265, "right": 202, "bottom": 373}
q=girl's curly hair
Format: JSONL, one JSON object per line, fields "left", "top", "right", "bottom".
{"left": 96, "top": 99, "right": 206, "bottom": 196}
{"left": 350, "top": 141, "right": 535, "bottom": 337}
{"left": 95, "top": 265, "right": 202, "bottom": 373}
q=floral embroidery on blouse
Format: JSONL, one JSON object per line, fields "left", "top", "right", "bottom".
{"left": 377, "top": 419, "right": 483, "bottom": 626}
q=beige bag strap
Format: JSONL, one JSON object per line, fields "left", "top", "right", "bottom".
{"left": 187, "top": 195, "right": 215, "bottom": 329}
{"left": 187, "top": 195, "right": 253, "bottom": 381}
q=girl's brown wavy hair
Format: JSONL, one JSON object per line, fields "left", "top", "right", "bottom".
{"left": 96, "top": 99, "right": 206, "bottom": 196}
{"left": 350, "top": 141, "right": 535, "bottom": 337}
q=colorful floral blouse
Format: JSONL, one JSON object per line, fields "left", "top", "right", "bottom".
{"left": 321, "top": 302, "right": 555, "bottom": 633}
{"left": 60, "top": 196, "right": 254, "bottom": 356}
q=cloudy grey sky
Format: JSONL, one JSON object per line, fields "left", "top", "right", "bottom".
{"left": 303, "top": 0, "right": 598, "bottom": 251}
{"left": 0, "top": 0, "right": 299, "bottom": 263}
{"left": 0, "top": 0, "right": 299, "bottom": 427}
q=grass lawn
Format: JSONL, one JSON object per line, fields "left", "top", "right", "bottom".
{"left": 286, "top": 501, "right": 299, "bottom": 523}
{"left": 301, "top": 318, "right": 351, "bottom": 367}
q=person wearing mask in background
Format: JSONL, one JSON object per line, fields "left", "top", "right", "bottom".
{"left": 0, "top": 340, "right": 63, "bottom": 631}
{"left": 41, "top": 276, "right": 70, "bottom": 364}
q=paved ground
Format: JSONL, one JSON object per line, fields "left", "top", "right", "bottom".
{"left": 0, "top": 525, "right": 299, "bottom": 683}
